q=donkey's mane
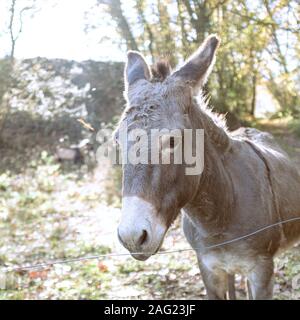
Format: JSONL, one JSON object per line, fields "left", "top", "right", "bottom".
{"left": 198, "top": 95, "right": 228, "bottom": 129}
{"left": 192, "top": 95, "right": 231, "bottom": 152}
{"left": 151, "top": 60, "right": 172, "bottom": 82}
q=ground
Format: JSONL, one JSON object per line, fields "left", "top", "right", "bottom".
{"left": 0, "top": 119, "right": 299, "bottom": 300}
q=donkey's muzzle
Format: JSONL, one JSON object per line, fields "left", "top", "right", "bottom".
{"left": 118, "top": 196, "right": 167, "bottom": 260}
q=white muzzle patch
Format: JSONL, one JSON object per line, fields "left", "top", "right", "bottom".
{"left": 118, "top": 196, "right": 166, "bottom": 260}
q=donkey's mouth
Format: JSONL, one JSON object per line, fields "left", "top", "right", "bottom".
{"left": 131, "top": 253, "right": 151, "bottom": 261}
{"left": 118, "top": 196, "right": 168, "bottom": 261}
{"left": 131, "top": 240, "right": 164, "bottom": 261}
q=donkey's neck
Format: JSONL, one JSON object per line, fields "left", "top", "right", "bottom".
{"left": 184, "top": 99, "right": 234, "bottom": 233}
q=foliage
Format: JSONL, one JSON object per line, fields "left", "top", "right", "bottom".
{"left": 8, "top": 59, "right": 90, "bottom": 119}
{"left": 101, "top": 165, "right": 122, "bottom": 207}
{"left": 267, "top": 74, "right": 300, "bottom": 117}
{"left": 0, "top": 59, "right": 11, "bottom": 106}
{"left": 0, "top": 59, "right": 12, "bottom": 140}
{"left": 289, "top": 119, "right": 300, "bottom": 138}
{"left": 0, "top": 58, "right": 125, "bottom": 132}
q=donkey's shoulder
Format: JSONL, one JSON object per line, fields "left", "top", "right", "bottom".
{"left": 229, "top": 127, "right": 297, "bottom": 178}
{"left": 230, "top": 127, "right": 281, "bottom": 150}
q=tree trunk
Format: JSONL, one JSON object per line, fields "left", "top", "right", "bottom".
{"left": 101, "top": 0, "right": 139, "bottom": 51}
{"left": 1, "top": 0, "right": 17, "bottom": 142}
{"left": 9, "top": 0, "right": 17, "bottom": 63}
{"left": 176, "top": 0, "right": 189, "bottom": 53}
{"left": 250, "top": 74, "right": 257, "bottom": 117}
{"left": 136, "top": 0, "right": 155, "bottom": 62}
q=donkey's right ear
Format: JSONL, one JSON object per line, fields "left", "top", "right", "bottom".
{"left": 125, "top": 51, "right": 151, "bottom": 90}
{"left": 172, "top": 35, "right": 220, "bottom": 92}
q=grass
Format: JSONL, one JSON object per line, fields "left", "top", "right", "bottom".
{"left": 0, "top": 152, "right": 202, "bottom": 300}
{"left": 0, "top": 152, "right": 115, "bottom": 299}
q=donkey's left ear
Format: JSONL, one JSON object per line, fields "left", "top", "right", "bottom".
{"left": 172, "top": 35, "right": 220, "bottom": 91}
{"left": 125, "top": 51, "right": 151, "bottom": 90}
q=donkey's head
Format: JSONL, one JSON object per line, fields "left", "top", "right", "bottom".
{"left": 116, "top": 35, "right": 220, "bottom": 260}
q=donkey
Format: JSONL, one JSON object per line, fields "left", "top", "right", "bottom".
{"left": 115, "top": 35, "right": 300, "bottom": 299}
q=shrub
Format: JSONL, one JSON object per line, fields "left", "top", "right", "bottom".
{"left": 289, "top": 119, "right": 300, "bottom": 138}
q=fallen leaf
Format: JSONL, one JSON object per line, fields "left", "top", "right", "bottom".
{"left": 98, "top": 262, "right": 108, "bottom": 273}
{"left": 28, "top": 269, "right": 49, "bottom": 280}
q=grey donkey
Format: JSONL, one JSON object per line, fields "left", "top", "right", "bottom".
{"left": 115, "top": 35, "right": 300, "bottom": 300}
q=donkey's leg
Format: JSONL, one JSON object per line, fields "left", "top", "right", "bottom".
{"left": 246, "top": 279, "right": 253, "bottom": 300}
{"left": 228, "top": 274, "right": 237, "bottom": 300}
{"left": 182, "top": 215, "right": 231, "bottom": 299}
{"left": 198, "top": 261, "right": 228, "bottom": 300}
{"left": 247, "top": 257, "right": 274, "bottom": 300}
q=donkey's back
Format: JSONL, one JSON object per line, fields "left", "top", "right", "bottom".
{"left": 232, "top": 127, "right": 300, "bottom": 249}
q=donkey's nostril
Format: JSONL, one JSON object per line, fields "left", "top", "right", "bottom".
{"left": 138, "top": 229, "right": 148, "bottom": 246}
{"left": 118, "top": 227, "right": 148, "bottom": 248}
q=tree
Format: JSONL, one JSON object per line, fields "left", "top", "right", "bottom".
{"left": 88, "top": 0, "right": 300, "bottom": 119}
{"left": 98, "top": 0, "right": 138, "bottom": 51}
{"left": 0, "top": 0, "right": 39, "bottom": 141}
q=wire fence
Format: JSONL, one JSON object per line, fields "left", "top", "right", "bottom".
{"left": 3, "top": 216, "right": 300, "bottom": 274}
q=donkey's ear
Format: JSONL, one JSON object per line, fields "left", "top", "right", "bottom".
{"left": 125, "top": 51, "right": 151, "bottom": 89}
{"left": 173, "top": 35, "right": 220, "bottom": 91}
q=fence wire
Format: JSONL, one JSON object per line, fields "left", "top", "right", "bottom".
{"left": 3, "top": 216, "right": 300, "bottom": 273}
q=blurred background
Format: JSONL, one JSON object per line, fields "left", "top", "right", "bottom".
{"left": 0, "top": 0, "right": 299, "bottom": 299}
